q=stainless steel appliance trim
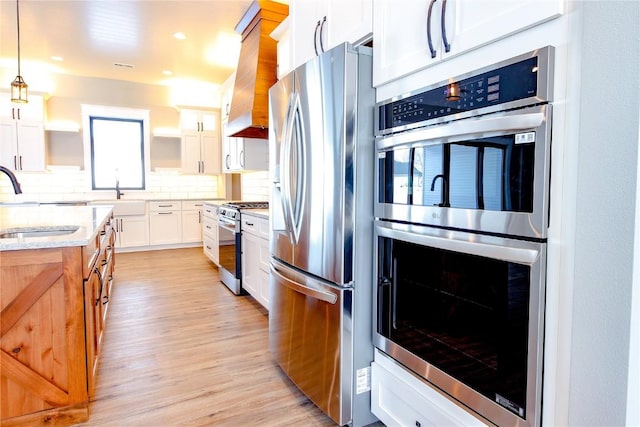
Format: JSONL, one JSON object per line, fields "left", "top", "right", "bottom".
{"left": 375, "top": 103, "right": 552, "bottom": 239}
{"left": 373, "top": 219, "right": 546, "bottom": 427}
{"left": 374, "top": 45, "right": 554, "bottom": 136}
{"left": 375, "top": 220, "right": 542, "bottom": 264}
{"left": 376, "top": 110, "right": 545, "bottom": 151}
{"left": 217, "top": 217, "right": 237, "bottom": 232}
{"left": 270, "top": 260, "right": 338, "bottom": 304}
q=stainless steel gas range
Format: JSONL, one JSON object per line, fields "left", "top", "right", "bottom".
{"left": 217, "top": 201, "right": 269, "bottom": 295}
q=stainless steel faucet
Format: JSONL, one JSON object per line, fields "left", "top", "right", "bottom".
{"left": 115, "top": 178, "right": 124, "bottom": 200}
{"left": 0, "top": 165, "right": 23, "bottom": 194}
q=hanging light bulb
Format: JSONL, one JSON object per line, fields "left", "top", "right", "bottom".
{"left": 11, "top": 0, "right": 28, "bottom": 103}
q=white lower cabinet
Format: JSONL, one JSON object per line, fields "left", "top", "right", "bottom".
{"left": 202, "top": 203, "right": 220, "bottom": 266}
{"left": 149, "top": 201, "right": 182, "bottom": 245}
{"left": 372, "top": 349, "right": 489, "bottom": 427}
{"left": 241, "top": 212, "right": 269, "bottom": 310}
{"left": 114, "top": 215, "right": 149, "bottom": 249}
{"left": 181, "top": 201, "right": 204, "bottom": 243}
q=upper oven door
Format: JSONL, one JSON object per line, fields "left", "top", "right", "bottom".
{"left": 375, "top": 104, "right": 552, "bottom": 239}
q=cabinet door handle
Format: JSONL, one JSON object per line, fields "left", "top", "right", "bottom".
{"left": 158, "top": 212, "right": 173, "bottom": 215}
{"left": 94, "top": 267, "right": 104, "bottom": 306}
{"left": 198, "top": 211, "right": 202, "bottom": 223}
{"left": 246, "top": 222, "right": 254, "bottom": 227}
{"left": 427, "top": 0, "right": 437, "bottom": 58}
{"left": 16, "top": 108, "right": 20, "bottom": 120}
{"left": 318, "top": 16, "right": 327, "bottom": 54}
{"left": 12, "top": 108, "right": 15, "bottom": 120}
{"left": 225, "top": 154, "right": 231, "bottom": 169}
{"left": 441, "top": 0, "right": 451, "bottom": 53}
{"left": 120, "top": 218, "right": 124, "bottom": 233}
{"left": 313, "top": 20, "right": 321, "bottom": 56}
{"left": 13, "top": 155, "right": 17, "bottom": 170}
{"left": 19, "top": 156, "right": 22, "bottom": 171}
{"left": 239, "top": 150, "right": 244, "bottom": 168}
{"left": 158, "top": 204, "right": 173, "bottom": 208}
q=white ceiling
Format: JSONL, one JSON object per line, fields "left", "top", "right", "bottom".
{"left": 0, "top": 0, "right": 259, "bottom": 88}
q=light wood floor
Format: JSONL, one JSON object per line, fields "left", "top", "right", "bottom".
{"left": 74, "top": 247, "right": 336, "bottom": 426}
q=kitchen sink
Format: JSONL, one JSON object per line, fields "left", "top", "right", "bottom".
{"left": 89, "top": 199, "right": 146, "bottom": 216}
{"left": 0, "top": 226, "right": 80, "bottom": 239}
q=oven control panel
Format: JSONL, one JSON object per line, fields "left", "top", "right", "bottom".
{"left": 376, "top": 46, "right": 553, "bottom": 135}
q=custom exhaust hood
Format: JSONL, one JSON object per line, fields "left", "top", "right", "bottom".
{"left": 226, "top": 0, "right": 288, "bottom": 139}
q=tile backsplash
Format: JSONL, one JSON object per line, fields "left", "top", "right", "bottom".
{"left": 0, "top": 169, "right": 220, "bottom": 203}
{"left": 0, "top": 169, "right": 273, "bottom": 203}
{"left": 241, "top": 171, "right": 270, "bottom": 201}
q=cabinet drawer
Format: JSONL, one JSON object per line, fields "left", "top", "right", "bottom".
{"left": 203, "top": 216, "right": 217, "bottom": 234}
{"left": 242, "top": 214, "right": 268, "bottom": 237}
{"left": 372, "top": 353, "right": 489, "bottom": 427}
{"left": 182, "top": 200, "right": 204, "bottom": 211}
{"left": 203, "top": 204, "right": 219, "bottom": 218}
{"left": 149, "top": 201, "right": 180, "bottom": 212}
{"left": 241, "top": 217, "right": 259, "bottom": 233}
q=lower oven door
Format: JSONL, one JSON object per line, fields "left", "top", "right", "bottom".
{"left": 374, "top": 219, "right": 545, "bottom": 427}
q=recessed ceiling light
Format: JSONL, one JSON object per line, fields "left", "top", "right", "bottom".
{"left": 162, "top": 70, "right": 173, "bottom": 76}
{"left": 173, "top": 32, "right": 186, "bottom": 40}
{"left": 51, "top": 56, "right": 64, "bottom": 62}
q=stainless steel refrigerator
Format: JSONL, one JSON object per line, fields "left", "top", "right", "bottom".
{"left": 268, "top": 42, "right": 376, "bottom": 426}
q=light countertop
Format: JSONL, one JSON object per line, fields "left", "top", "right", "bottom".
{"left": 242, "top": 208, "right": 269, "bottom": 219}
{"left": 0, "top": 205, "right": 113, "bottom": 251}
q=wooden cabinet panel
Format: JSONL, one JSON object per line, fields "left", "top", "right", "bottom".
{"left": 0, "top": 247, "right": 89, "bottom": 424}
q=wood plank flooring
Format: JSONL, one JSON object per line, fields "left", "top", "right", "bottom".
{"left": 73, "top": 248, "right": 336, "bottom": 426}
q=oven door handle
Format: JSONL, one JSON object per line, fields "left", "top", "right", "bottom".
{"left": 218, "top": 219, "right": 237, "bottom": 233}
{"left": 270, "top": 261, "right": 338, "bottom": 304}
{"left": 375, "top": 221, "right": 542, "bottom": 265}
{"left": 376, "top": 111, "right": 546, "bottom": 151}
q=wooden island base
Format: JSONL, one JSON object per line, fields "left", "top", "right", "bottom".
{"left": 1, "top": 212, "right": 114, "bottom": 426}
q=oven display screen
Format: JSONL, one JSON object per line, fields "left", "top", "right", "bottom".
{"left": 378, "top": 57, "right": 539, "bottom": 132}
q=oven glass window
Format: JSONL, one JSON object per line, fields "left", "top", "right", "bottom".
{"left": 377, "top": 236, "right": 531, "bottom": 418}
{"left": 380, "top": 135, "right": 534, "bottom": 212}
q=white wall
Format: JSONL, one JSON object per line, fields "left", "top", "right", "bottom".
{"left": 567, "top": 1, "right": 639, "bottom": 425}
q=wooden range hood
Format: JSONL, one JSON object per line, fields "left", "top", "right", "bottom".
{"left": 226, "top": 0, "right": 288, "bottom": 139}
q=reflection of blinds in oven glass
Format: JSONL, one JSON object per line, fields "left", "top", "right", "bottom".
{"left": 483, "top": 147, "right": 504, "bottom": 211}
{"left": 418, "top": 145, "right": 442, "bottom": 206}
{"left": 450, "top": 145, "right": 478, "bottom": 209}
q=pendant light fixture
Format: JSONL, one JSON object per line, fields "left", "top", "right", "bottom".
{"left": 10, "top": 0, "right": 28, "bottom": 103}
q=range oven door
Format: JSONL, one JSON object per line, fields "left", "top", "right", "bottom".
{"left": 375, "top": 104, "right": 552, "bottom": 240}
{"left": 217, "top": 215, "right": 241, "bottom": 295}
{"left": 374, "top": 219, "right": 546, "bottom": 427}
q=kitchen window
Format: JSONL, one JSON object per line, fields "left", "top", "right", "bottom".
{"left": 90, "top": 117, "right": 145, "bottom": 190}
{"left": 82, "top": 105, "right": 151, "bottom": 192}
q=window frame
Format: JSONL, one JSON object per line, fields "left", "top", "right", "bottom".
{"left": 81, "top": 105, "right": 151, "bottom": 195}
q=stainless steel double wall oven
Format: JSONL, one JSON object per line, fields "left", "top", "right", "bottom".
{"left": 373, "top": 47, "right": 554, "bottom": 427}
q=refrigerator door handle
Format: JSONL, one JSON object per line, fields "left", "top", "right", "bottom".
{"left": 281, "top": 91, "right": 306, "bottom": 244}
{"left": 280, "top": 92, "right": 296, "bottom": 243}
{"left": 270, "top": 261, "right": 338, "bottom": 304}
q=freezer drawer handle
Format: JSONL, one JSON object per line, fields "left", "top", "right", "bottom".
{"left": 270, "top": 263, "right": 337, "bottom": 304}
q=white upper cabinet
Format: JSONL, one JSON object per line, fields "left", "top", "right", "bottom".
{"left": 0, "top": 93, "right": 45, "bottom": 171}
{"left": 373, "top": 0, "right": 564, "bottom": 86}
{"left": 180, "top": 109, "right": 220, "bottom": 175}
{"left": 290, "top": 0, "right": 373, "bottom": 71}
{"left": 221, "top": 121, "right": 268, "bottom": 173}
